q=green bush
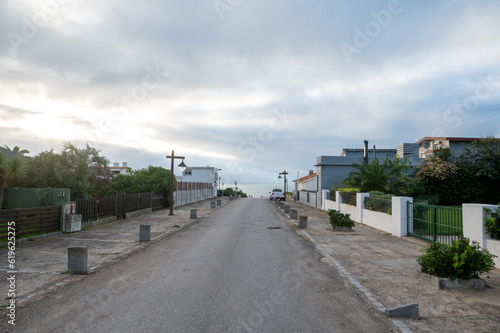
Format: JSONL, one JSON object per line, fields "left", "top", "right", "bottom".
{"left": 338, "top": 188, "right": 360, "bottom": 206}
{"left": 417, "top": 237, "right": 497, "bottom": 280}
{"left": 364, "top": 191, "right": 392, "bottom": 214}
{"left": 484, "top": 207, "right": 500, "bottom": 240}
{"left": 327, "top": 209, "right": 355, "bottom": 228}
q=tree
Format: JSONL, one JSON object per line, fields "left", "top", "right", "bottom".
{"left": 113, "top": 166, "right": 176, "bottom": 196}
{"left": 413, "top": 136, "right": 500, "bottom": 204}
{"left": 3, "top": 145, "right": 30, "bottom": 158}
{"left": 347, "top": 156, "right": 411, "bottom": 195}
{"left": 60, "top": 143, "right": 112, "bottom": 198}
{"left": 0, "top": 152, "right": 26, "bottom": 209}
{"left": 20, "top": 143, "right": 112, "bottom": 200}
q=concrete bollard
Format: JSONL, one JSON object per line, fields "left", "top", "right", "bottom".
{"left": 298, "top": 216, "right": 308, "bottom": 229}
{"left": 280, "top": 202, "right": 285, "bottom": 209}
{"left": 139, "top": 225, "right": 151, "bottom": 242}
{"left": 284, "top": 205, "right": 290, "bottom": 214}
{"left": 190, "top": 209, "right": 197, "bottom": 219}
{"left": 211, "top": 201, "right": 216, "bottom": 209}
{"left": 68, "top": 246, "right": 88, "bottom": 275}
{"left": 290, "top": 209, "right": 298, "bottom": 219}
{"left": 229, "top": 197, "right": 233, "bottom": 201}
{"left": 217, "top": 199, "right": 221, "bottom": 206}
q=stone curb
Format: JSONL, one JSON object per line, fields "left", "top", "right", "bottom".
{"left": 419, "top": 272, "right": 486, "bottom": 290}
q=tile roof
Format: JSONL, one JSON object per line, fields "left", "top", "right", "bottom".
{"left": 293, "top": 172, "right": 317, "bottom": 183}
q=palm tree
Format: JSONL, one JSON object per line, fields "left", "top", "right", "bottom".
{"left": 61, "top": 142, "right": 112, "bottom": 197}
{"left": 0, "top": 152, "right": 26, "bottom": 209}
{"left": 347, "top": 157, "right": 411, "bottom": 195}
{"left": 3, "top": 145, "right": 30, "bottom": 157}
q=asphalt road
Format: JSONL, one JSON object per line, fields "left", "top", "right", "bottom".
{"left": 10, "top": 198, "right": 395, "bottom": 332}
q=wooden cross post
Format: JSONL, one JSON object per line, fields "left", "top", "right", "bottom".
{"left": 279, "top": 170, "right": 288, "bottom": 201}
{"left": 166, "top": 150, "right": 185, "bottom": 215}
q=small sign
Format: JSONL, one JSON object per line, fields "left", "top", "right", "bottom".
{"left": 58, "top": 190, "right": 65, "bottom": 197}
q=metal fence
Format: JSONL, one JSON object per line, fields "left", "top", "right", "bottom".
{"left": 76, "top": 191, "right": 166, "bottom": 223}
{"left": 407, "top": 202, "right": 463, "bottom": 244}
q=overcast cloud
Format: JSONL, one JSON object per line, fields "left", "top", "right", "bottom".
{"left": 1, "top": 0, "right": 499, "bottom": 184}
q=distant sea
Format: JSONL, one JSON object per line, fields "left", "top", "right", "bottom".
{"left": 227, "top": 183, "right": 288, "bottom": 198}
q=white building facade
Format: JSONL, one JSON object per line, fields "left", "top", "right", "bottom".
{"left": 178, "top": 166, "right": 220, "bottom": 197}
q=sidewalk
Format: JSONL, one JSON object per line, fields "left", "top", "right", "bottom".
{"left": 1, "top": 198, "right": 229, "bottom": 308}
{"left": 278, "top": 200, "right": 500, "bottom": 333}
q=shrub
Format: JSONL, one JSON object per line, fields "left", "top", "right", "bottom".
{"left": 337, "top": 188, "right": 360, "bottom": 206}
{"left": 327, "top": 209, "right": 355, "bottom": 228}
{"left": 484, "top": 207, "right": 500, "bottom": 240}
{"left": 417, "top": 237, "right": 497, "bottom": 280}
{"left": 364, "top": 191, "right": 392, "bottom": 214}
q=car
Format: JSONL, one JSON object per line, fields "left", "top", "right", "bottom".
{"left": 269, "top": 188, "right": 285, "bottom": 201}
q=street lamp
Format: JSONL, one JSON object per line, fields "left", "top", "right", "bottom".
{"left": 166, "top": 150, "right": 186, "bottom": 216}
{"left": 217, "top": 169, "right": 222, "bottom": 197}
{"left": 278, "top": 170, "right": 288, "bottom": 201}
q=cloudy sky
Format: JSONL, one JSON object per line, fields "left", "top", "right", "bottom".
{"left": 1, "top": 0, "right": 499, "bottom": 184}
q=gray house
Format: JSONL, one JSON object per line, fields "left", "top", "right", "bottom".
{"left": 313, "top": 137, "right": 481, "bottom": 207}
{"left": 314, "top": 140, "right": 424, "bottom": 207}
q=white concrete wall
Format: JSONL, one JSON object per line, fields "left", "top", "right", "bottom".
{"left": 340, "top": 203, "right": 356, "bottom": 220}
{"left": 324, "top": 199, "right": 337, "bottom": 211}
{"left": 303, "top": 178, "right": 317, "bottom": 191}
{"left": 463, "top": 204, "right": 500, "bottom": 267}
{"left": 363, "top": 209, "right": 393, "bottom": 233}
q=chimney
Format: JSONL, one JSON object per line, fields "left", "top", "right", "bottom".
{"left": 364, "top": 139, "right": 369, "bottom": 164}
{"left": 309, "top": 170, "right": 314, "bottom": 176}
{"left": 122, "top": 162, "right": 128, "bottom": 168}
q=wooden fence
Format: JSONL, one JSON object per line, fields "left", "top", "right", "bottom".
{"left": 0, "top": 206, "right": 61, "bottom": 242}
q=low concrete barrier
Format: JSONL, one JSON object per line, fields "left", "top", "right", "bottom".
{"left": 68, "top": 246, "right": 88, "bottom": 275}
{"left": 290, "top": 209, "right": 298, "bottom": 219}
{"left": 139, "top": 225, "right": 151, "bottom": 242}
{"left": 284, "top": 206, "right": 290, "bottom": 213}
{"left": 211, "top": 202, "right": 216, "bottom": 209}
{"left": 190, "top": 209, "right": 197, "bottom": 219}
{"left": 299, "top": 216, "right": 308, "bottom": 229}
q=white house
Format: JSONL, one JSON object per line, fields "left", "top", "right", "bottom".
{"left": 178, "top": 166, "right": 220, "bottom": 197}
{"left": 293, "top": 171, "right": 318, "bottom": 192}
{"left": 416, "top": 137, "right": 482, "bottom": 158}
{"left": 110, "top": 162, "right": 131, "bottom": 177}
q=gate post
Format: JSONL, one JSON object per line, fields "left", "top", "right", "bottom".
{"left": 392, "top": 197, "right": 413, "bottom": 237}
{"left": 356, "top": 193, "right": 369, "bottom": 224}
{"left": 432, "top": 206, "right": 437, "bottom": 243}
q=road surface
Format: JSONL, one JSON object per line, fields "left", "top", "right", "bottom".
{"left": 11, "top": 198, "right": 395, "bottom": 332}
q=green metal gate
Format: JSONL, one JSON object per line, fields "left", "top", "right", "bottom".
{"left": 407, "top": 202, "right": 463, "bottom": 244}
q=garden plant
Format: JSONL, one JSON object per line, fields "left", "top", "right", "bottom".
{"left": 417, "top": 237, "right": 497, "bottom": 280}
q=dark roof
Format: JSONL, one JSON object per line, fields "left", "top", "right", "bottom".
{"left": 342, "top": 148, "right": 397, "bottom": 151}
{"left": 0, "top": 147, "right": 16, "bottom": 158}
{"left": 416, "top": 137, "right": 482, "bottom": 144}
